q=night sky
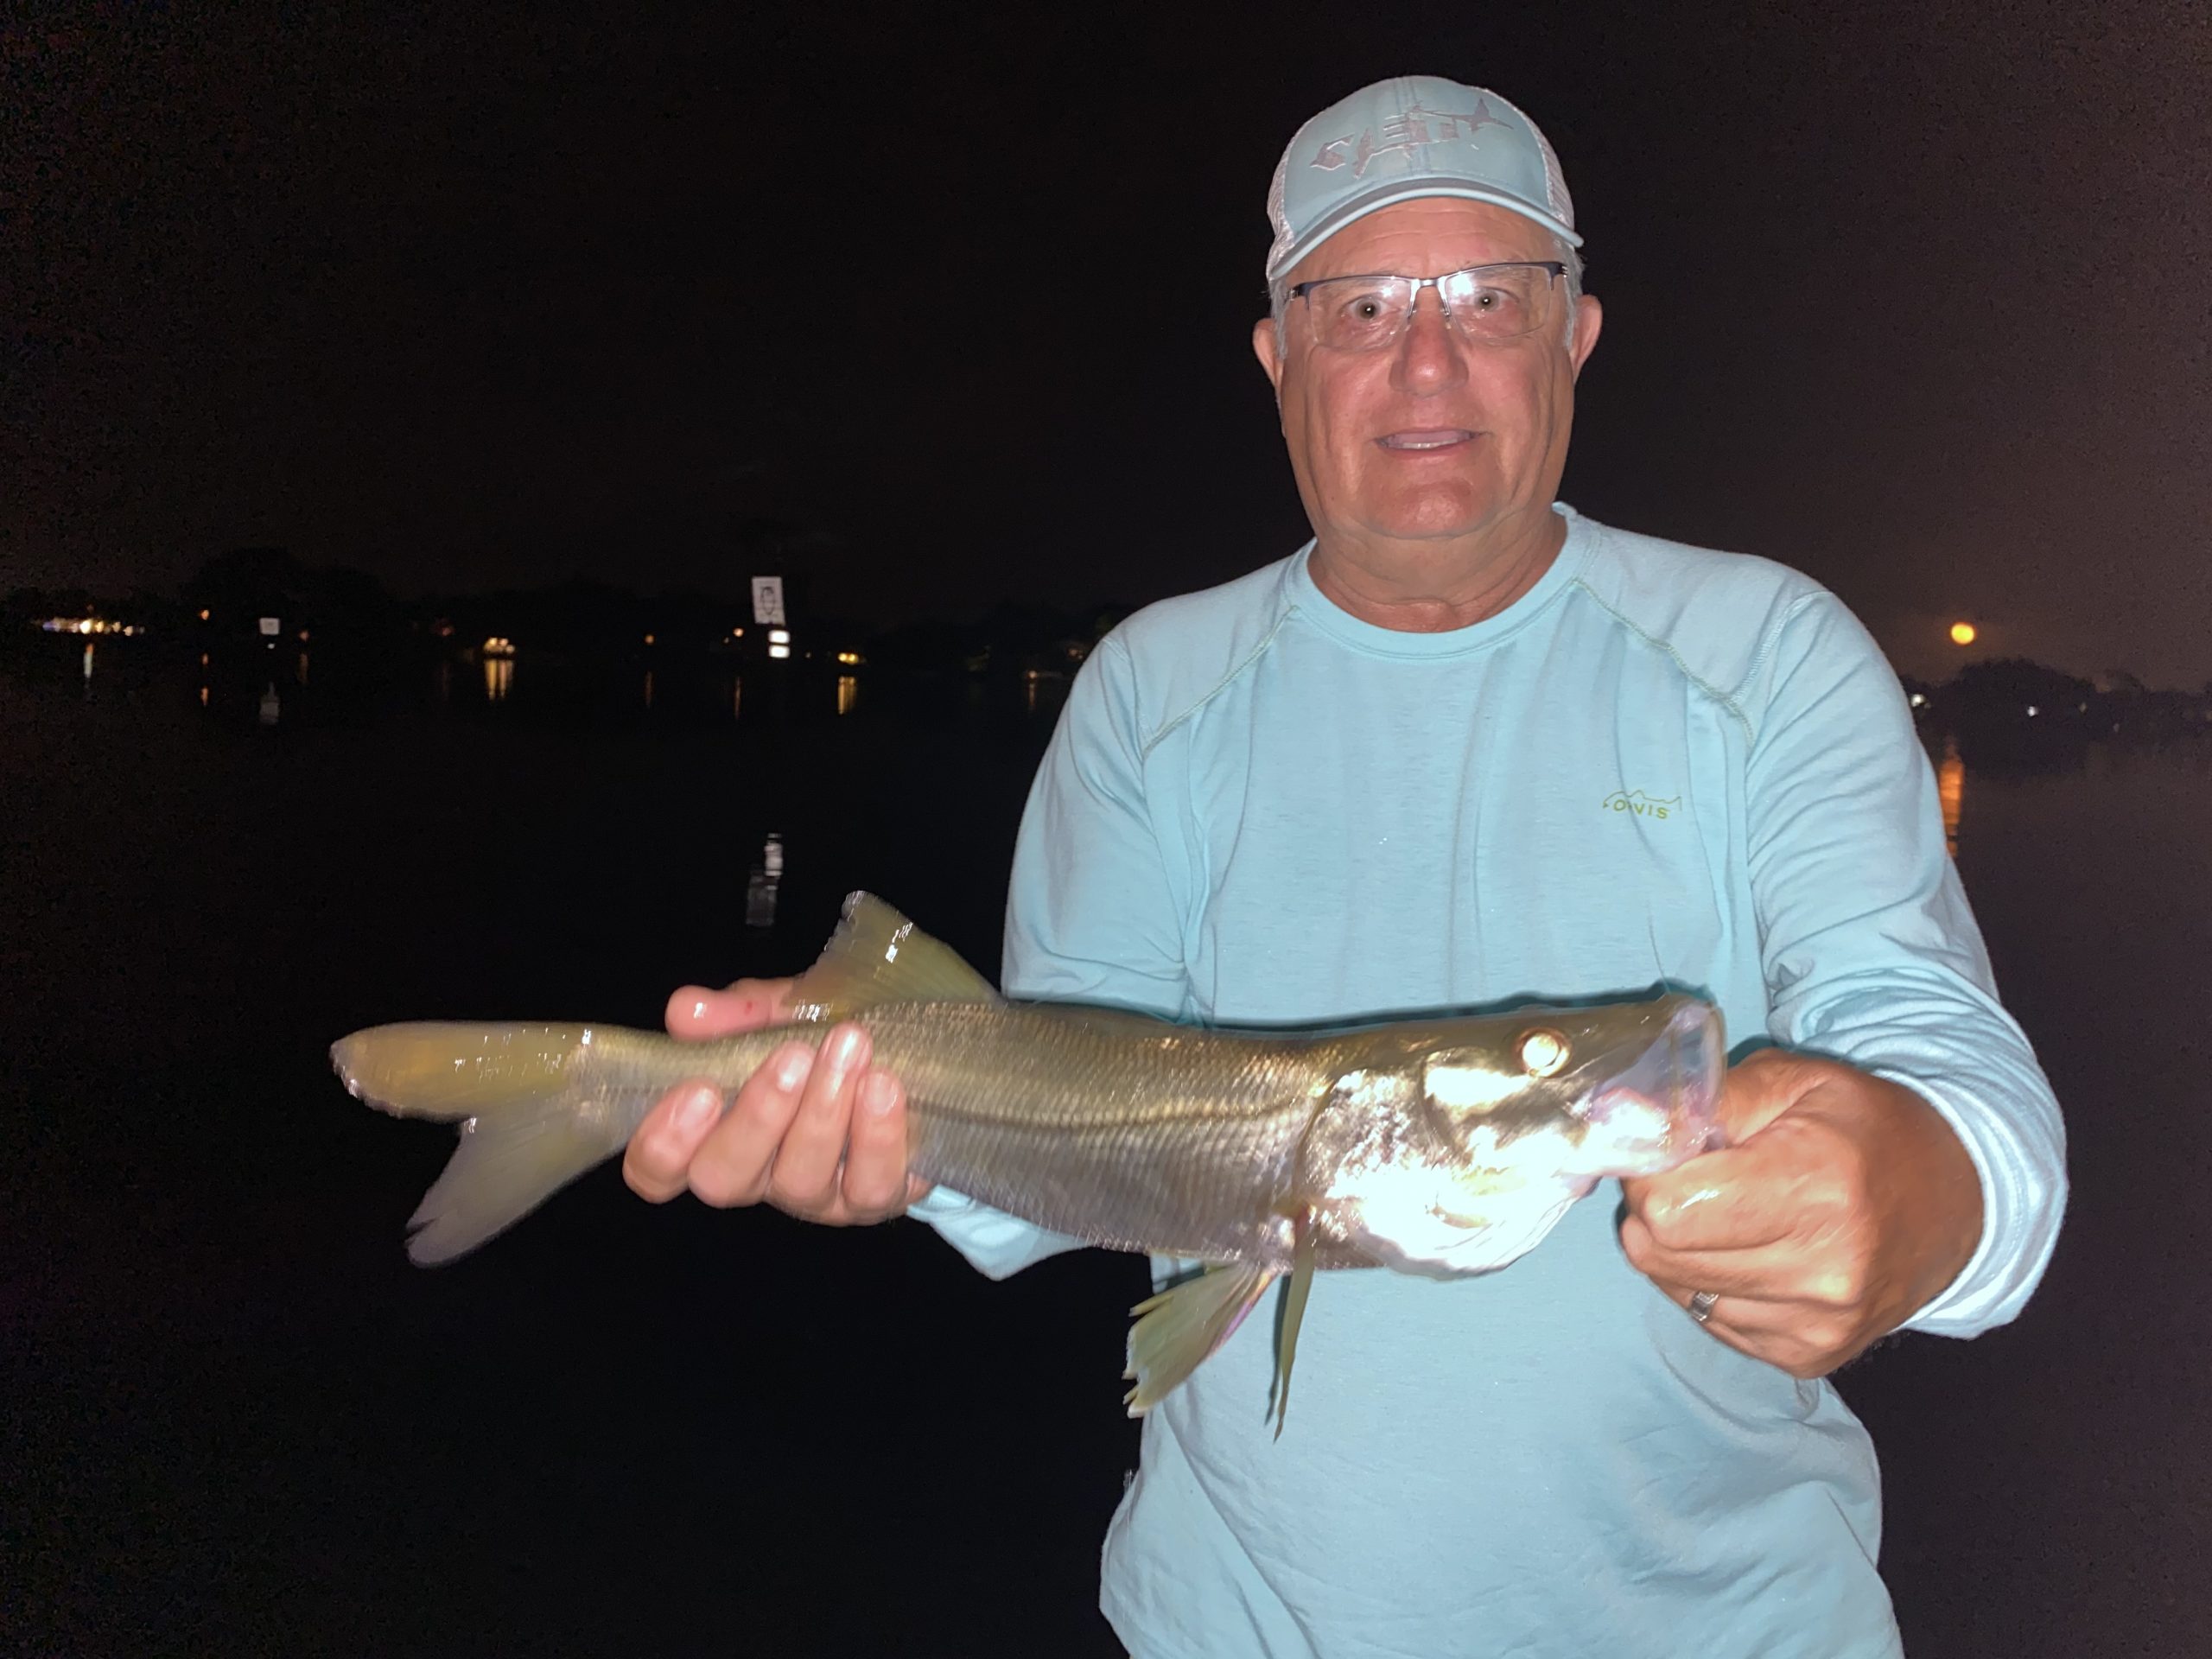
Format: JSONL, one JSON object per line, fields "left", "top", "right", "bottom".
{"left": 7, "top": 3, "right": 2208, "bottom": 684}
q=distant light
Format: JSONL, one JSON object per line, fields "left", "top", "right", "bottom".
{"left": 1949, "top": 621, "right": 1977, "bottom": 645}
{"left": 198, "top": 608, "right": 211, "bottom": 622}
{"left": 2025, "top": 704, "right": 2039, "bottom": 717}
{"left": 1909, "top": 692, "right": 1927, "bottom": 708}
{"left": 768, "top": 628, "right": 791, "bottom": 645}
{"left": 482, "top": 636, "right": 516, "bottom": 658}
{"left": 297, "top": 629, "right": 309, "bottom": 642}
{"left": 835, "top": 651, "right": 861, "bottom": 665}
{"left": 643, "top": 633, "right": 656, "bottom": 646}
{"left": 767, "top": 643, "right": 791, "bottom": 660}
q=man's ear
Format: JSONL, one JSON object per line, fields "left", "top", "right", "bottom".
{"left": 1568, "top": 294, "right": 1603, "bottom": 380}
{"left": 1252, "top": 315, "right": 1285, "bottom": 396}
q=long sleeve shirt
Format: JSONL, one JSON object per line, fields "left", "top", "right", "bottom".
{"left": 907, "top": 505, "right": 2067, "bottom": 1659}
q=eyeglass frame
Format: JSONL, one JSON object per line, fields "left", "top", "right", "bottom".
{"left": 1284, "top": 260, "right": 1570, "bottom": 349}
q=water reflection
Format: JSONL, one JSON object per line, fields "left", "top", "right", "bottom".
{"left": 836, "top": 675, "right": 858, "bottom": 716}
{"left": 258, "top": 683, "right": 281, "bottom": 727}
{"left": 732, "top": 677, "right": 742, "bottom": 721}
{"left": 643, "top": 670, "right": 655, "bottom": 709}
{"left": 81, "top": 643, "right": 94, "bottom": 691}
{"left": 483, "top": 658, "right": 512, "bottom": 702}
{"left": 296, "top": 651, "right": 311, "bottom": 687}
{"left": 746, "top": 833, "right": 785, "bottom": 928}
{"left": 1938, "top": 737, "right": 1966, "bottom": 857}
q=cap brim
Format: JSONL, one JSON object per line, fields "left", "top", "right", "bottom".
{"left": 1268, "top": 181, "right": 1581, "bottom": 283}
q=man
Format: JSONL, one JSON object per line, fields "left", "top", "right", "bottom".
{"left": 625, "top": 76, "right": 2067, "bottom": 1657}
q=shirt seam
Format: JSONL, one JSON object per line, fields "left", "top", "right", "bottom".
{"left": 1137, "top": 608, "right": 1293, "bottom": 760}
{"left": 1561, "top": 573, "right": 1773, "bottom": 745}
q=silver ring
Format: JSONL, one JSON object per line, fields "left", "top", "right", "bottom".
{"left": 1687, "top": 1289, "right": 1719, "bottom": 1325}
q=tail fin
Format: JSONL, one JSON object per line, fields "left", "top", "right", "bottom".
{"left": 332, "top": 1022, "right": 626, "bottom": 1265}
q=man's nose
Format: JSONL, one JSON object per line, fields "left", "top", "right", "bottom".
{"left": 1393, "top": 287, "right": 1466, "bottom": 389}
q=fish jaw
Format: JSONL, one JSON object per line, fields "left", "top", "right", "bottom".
{"left": 1559, "top": 997, "right": 1726, "bottom": 1180}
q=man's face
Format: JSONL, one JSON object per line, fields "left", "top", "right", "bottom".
{"left": 1254, "top": 198, "right": 1602, "bottom": 554}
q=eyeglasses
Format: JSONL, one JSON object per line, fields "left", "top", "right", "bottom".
{"left": 1287, "top": 261, "right": 1567, "bottom": 351}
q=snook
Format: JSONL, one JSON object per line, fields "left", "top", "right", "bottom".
{"left": 334, "top": 893, "right": 1723, "bottom": 1421}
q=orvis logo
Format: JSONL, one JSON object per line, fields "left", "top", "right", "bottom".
{"left": 1601, "top": 789, "right": 1679, "bottom": 821}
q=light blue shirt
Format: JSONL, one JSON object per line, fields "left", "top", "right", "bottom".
{"left": 910, "top": 505, "right": 2067, "bottom": 1659}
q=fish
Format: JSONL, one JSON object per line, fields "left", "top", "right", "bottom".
{"left": 334, "top": 892, "right": 1724, "bottom": 1426}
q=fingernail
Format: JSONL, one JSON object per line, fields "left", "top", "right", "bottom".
{"left": 774, "top": 1046, "right": 811, "bottom": 1090}
{"left": 861, "top": 1073, "right": 897, "bottom": 1117}
{"left": 677, "top": 1085, "right": 720, "bottom": 1133}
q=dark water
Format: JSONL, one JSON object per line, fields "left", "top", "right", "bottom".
{"left": 6, "top": 639, "right": 2207, "bottom": 1657}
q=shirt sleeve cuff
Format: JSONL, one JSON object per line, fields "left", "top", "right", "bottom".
{"left": 905, "top": 1185, "right": 1087, "bottom": 1282}
{"left": 1874, "top": 1066, "right": 2065, "bottom": 1337}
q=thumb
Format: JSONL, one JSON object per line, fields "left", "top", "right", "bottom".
{"left": 1713, "top": 1046, "right": 1818, "bottom": 1145}
{"left": 664, "top": 977, "right": 795, "bottom": 1040}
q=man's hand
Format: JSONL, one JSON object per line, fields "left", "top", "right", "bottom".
{"left": 622, "top": 978, "right": 931, "bottom": 1225}
{"left": 1619, "top": 1047, "right": 1983, "bottom": 1377}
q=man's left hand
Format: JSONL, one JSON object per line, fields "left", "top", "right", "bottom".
{"left": 1618, "top": 1047, "right": 1984, "bottom": 1378}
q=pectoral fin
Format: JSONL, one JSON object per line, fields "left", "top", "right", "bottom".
{"left": 1269, "top": 1207, "right": 1319, "bottom": 1440}
{"left": 1123, "top": 1262, "right": 1276, "bottom": 1416}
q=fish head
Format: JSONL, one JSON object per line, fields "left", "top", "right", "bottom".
{"left": 1301, "top": 995, "right": 1725, "bottom": 1278}
{"left": 1415, "top": 993, "right": 1723, "bottom": 1182}
{"left": 1319, "top": 995, "right": 1724, "bottom": 1277}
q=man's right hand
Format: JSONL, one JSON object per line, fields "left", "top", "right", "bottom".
{"left": 622, "top": 979, "right": 931, "bottom": 1225}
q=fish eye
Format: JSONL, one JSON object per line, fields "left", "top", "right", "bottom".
{"left": 1517, "top": 1028, "right": 1570, "bottom": 1078}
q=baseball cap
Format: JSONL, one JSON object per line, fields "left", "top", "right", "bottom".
{"left": 1265, "top": 76, "right": 1580, "bottom": 283}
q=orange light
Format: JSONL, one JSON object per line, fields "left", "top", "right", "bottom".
{"left": 1948, "top": 621, "right": 1977, "bottom": 646}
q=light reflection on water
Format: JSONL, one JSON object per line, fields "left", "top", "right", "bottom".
{"left": 836, "top": 675, "right": 857, "bottom": 716}
{"left": 643, "top": 670, "right": 655, "bottom": 709}
{"left": 483, "top": 658, "right": 512, "bottom": 702}
{"left": 1939, "top": 737, "right": 1966, "bottom": 856}
{"left": 746, "top": 832, "right": 785, "bottom": 928}
{"left": 732, "top": 677, "right": 742, "bottom": 721}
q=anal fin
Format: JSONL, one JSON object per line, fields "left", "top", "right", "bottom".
{"left": 1123, "top": 1262, "right": 1276, "bottom": 1416}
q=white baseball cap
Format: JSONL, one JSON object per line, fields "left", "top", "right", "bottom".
{"left": 1265, "top": 76, "right": 1580, "bottom": 282}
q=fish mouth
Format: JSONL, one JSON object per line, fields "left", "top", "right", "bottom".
{"left": 1574, "top": 1001, "right": 1726, "bottom": 1174}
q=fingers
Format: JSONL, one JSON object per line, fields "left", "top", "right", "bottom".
{"left": 664, "top": 977, "right": 796, "bottom": 1041}
{"left": 764, "top": 1025, "right": 876, "bottom": 1214}
{"left": 624, "top": 1079, "right": 728, "bottom": 1204}
{"left": 839, "top": 1069, "right": 913, "bottom": 1220}
{"left": 684, "top": 1041, "right": 814, "bottom": 1208}
{"left": 626, "top": 1006, "right": 918, "bottom": 1225}
{"left": 1621, "top": 1141, "right": 1801, "bottom": 1254}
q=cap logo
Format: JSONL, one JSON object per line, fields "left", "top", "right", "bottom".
{"left": 1307, "top": 99, "right": 1507, "bottom": 180}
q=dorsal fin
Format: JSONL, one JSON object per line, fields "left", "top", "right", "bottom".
{"left": 786, "top": 892, "right": 1001, "bottom": 1022}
